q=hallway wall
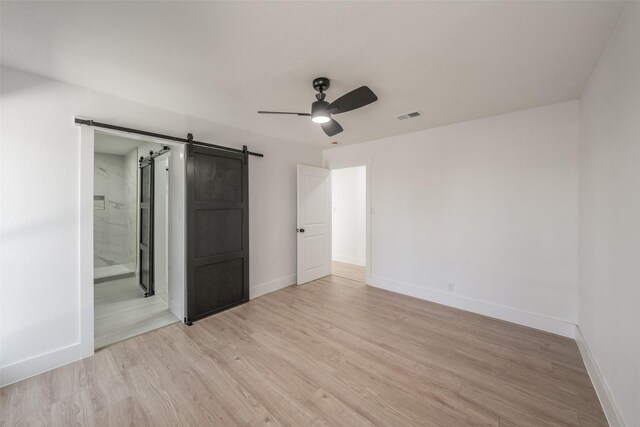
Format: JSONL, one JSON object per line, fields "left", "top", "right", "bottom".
{"left": 332, "top": 166, "right": 366, "bottom": 266}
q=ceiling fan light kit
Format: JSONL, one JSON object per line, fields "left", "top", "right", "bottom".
{"left": 258, "top": 77, "right": 378, "bottom": 137}
{"left": 311, "top": 99, "right": 331, "bottom": 124}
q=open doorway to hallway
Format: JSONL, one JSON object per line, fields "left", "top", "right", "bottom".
{"left": 331, "top": 166, "right": 366, "bottom": 283}
{"left": 93, "top": 131, "right": 179, "bottom": 349}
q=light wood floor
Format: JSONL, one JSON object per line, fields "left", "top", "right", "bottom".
{"left": 1, "top": 275, "right": 606, "bottom": 426}
{"left": 332, "top": 260, "right": 366, "bottom": 282}
{"left": 94, "top": 276, "right": 178, "bottom": 349}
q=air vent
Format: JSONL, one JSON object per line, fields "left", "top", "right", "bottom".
{"left": 396, "top": 111, "right": 423, "bottom": 120}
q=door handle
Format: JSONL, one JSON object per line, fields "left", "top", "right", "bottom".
{"left": 297, "top": 228, "right": 305, "bottom": 233}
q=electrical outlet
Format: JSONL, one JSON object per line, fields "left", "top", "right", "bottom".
{"left": 448, "top": 283, "right": 455, "bottom": 292}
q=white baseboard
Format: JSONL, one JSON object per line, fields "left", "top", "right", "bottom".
{"left": 332, "top": 254, "right": 366, "bottom": 266}
{"left": 250, "top": 274, "right": 296, "bottom": 299}
{"left": 369, "top": 275, "right": 576, "bottom": 338}
{"left": 575, "top": 326, "right": 625, "bottom": 427}
{"left": 0, "top": 343, "right": 88, "bottom": 387}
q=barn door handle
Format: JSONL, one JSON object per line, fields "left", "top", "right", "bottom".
{"left": 297, "top": 228, "right": 305, "bottom": 233}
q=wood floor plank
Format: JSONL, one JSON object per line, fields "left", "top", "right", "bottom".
{"left": 578, "top": 412, "right": 609, "bottom": 427}
{"left": 1, "top": 274, "right": 607, "bottom": 426}
{"left": 49, "top": 359, "right": 88, "bottom": 404}
{"left": 0, "top": 371, "right": 52, "bottom": 425}
{"left": 93, "top": 396, "right": 151, "bottom": 427}
{"left": 552, "top": 362, "right": 592, "bottom": 387}
{"left": 331, "top": 261, "right": 366, "bottom": 283}
{"left": 173, "top": 323, "right": 333, "bottom": 426}
{"left": 49, "top": 388, "right": 95, "bottom": 427}
{"left": 198, "top": 315, "right": 373, "bottom": 426}
{"left": 84, "top": 373, "right": 130, "bottom": 422}
{"left": 459, "top": 381, "right": 580, "bottom": 427}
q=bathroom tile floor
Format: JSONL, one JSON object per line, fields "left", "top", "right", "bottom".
{"left": 94, "top": 276, "right": 178, "bottom": 349}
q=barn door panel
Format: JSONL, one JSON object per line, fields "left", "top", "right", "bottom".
{"left": 186, "top": 145, "right": 249, "bottom": 323}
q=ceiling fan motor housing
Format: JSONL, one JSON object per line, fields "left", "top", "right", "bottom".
{"left": 312, "top": 77, "right": 330, "bottom": 93}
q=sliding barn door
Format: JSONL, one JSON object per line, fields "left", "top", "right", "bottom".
{"left": 186, "top": 145, "right": 249, "bottom": 323}
{"left": 139, "top": 158, "right": 154, "bottom": 297}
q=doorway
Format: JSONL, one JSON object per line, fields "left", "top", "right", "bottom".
{"left": 93, "top": 131, "right": 180, "bottom": 349}
{"left": 80, "top": 121, "right": 257, "bottom": 355}
{"left": 331, "top": 166, "right": 366, "bottom": 283}
{"left": 296, "top": 162, "right": 371, "bottom": 286}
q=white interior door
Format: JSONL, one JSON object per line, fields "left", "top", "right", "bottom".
{"left": 297, "top": 165, "right": 331, "bottom": 285}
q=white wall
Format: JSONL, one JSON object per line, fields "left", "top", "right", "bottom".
{"left": 332, "top": 166, "right": 366, "bottom": 266}
{"left": 0, "top": 66, "right": 321, "bottom": 385}
{"left": 578, "top": 4, "right": 640, "bottom": 426}
{"left": 324, "top": 101, "right": 579, "bottom": 337}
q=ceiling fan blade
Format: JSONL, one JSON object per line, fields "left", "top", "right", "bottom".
{"left": 327, "top": 86, "right": 378, "bottom": 114}
{"left": 258, "top": 111, "right": 311, "bottom": 116}
{"left": 321, "top": 119, "right": 343, "bottom": 137}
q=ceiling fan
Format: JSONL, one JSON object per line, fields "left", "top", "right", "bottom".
{"left": 258, "top": 77, "right": 378, "bottom": 137}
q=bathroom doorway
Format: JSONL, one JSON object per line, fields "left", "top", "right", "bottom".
{"left": 93, "top": 131, "right": 180, "bottom": 349}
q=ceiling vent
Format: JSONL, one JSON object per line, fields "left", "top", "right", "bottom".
{"left": 396, "top": 111, "right": 423, "bottom": 120}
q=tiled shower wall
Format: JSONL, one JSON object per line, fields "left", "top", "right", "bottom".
{"left": 94, "top": 151, "right": 137, "bottom": 269}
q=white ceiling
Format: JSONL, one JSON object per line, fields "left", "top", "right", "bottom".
{"left": 0, "top": 1, "right": 627, "bottom": 147}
